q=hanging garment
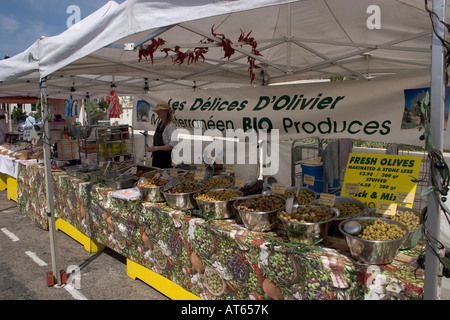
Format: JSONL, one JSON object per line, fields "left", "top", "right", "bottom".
{"left": 106, "top": 90, "right": 123, "bottom": 119}
{"left": 65, "top": 95, "right": 78, "bottom": 117}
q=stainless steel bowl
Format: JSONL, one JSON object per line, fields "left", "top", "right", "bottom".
{"left": 278, "top": 205, "right": 340, "bottom": 245}
{"left": 233, "top": 194, "right": 285, "bottom": 232}
{"left": 279, "top": 186, "right": 316, "bottom": 204}
{"left": 194, "top": 189, "right": 243, "bottom": 219}
{"left": 339, "top": 217, "right": 409, "bottom": 265}
{"left": 136, "top": 177, "right": 166, "bottom": 202}
{"left": 368, "top": 206, "right": 422, "bottom": 250}
{"left": 162, "top": 183, "right": 206, "bottom": 210}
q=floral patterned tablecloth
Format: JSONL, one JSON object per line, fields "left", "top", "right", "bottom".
{"left": 17, "top": 163, "right": 424, "bottom": 300}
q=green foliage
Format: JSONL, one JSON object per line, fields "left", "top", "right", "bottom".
{"left": 85, "top": 99, "right": 107, "bottom": 120}
{"left": 11, "top": 107, "right": 26, "bottom": 120}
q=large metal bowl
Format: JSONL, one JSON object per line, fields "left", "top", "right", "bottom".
{"left": 233, "top": 194, "right": 286, "bottom": 232}
{"left": 278, "top": 205, "right": 340, "bottom": 245}
{"left": 162, "top": 183, "right": 206, "bottom": 210}
{"left": 194, "top": 188, "right": 243, "bottom": 219}
{"left": 135, "top": 177, "right": 167, "bottom": 203}
{"left": 339, "top": 217, "right": 409, "bottom": 265}
{"left": 368, "top": 206, "right": 422, "bottom": 250}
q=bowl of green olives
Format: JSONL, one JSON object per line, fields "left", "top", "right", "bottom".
{"left": 194, "top": 188, "right": 244, "bottom": 219}
{"left": 369, "top": 206, "right": 422, "bottom": 250}
{"left": 233, "top": 194, "right": 286, "bottom": 232}
{"left": 162, "top": 181, "right": 206, "bottom": 210}
{"left": 339, "top": 217, "right": 409, "bottom": 265}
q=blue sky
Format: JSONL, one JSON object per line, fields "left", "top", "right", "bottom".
{"left": 0, "top": 0, "right": 125, "bottom": 58}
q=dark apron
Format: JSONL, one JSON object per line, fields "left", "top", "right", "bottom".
{"left": 152, "top": 121, "right": 172, "bottom": 168}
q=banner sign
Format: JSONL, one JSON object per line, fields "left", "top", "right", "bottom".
{"left": 341, "top": 153, "right": 422, "bottom": 208}
{"left": 132, "top": 71, "right": 448, "bottom": 148}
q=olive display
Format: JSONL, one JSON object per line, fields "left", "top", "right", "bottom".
{"left": 279, "top": 205, "right": 336, "bottom": 223}
{"left": 333, "top": 201, "right": 362, "bottom": 218}
{"left": 280, "top": 189, "right": 315, "bottom": 204}
{"left": 236, "top": 195, "right": 284, "bottom": 212}
{"left": 179, "top": 172, "right": 196, "bottom": 182}
{"left": 239, "top": 180, "right": 264, "bottom": 196}
{"left": 203, "top": 176, "right": 232, "bottom": 189}
{"left": 167, "top": 182, "right": 205, "bottom": 194}
{"left": 357, "top": 219, "right": 406, "bottom": 241}
{"left": 372, "top": 209, "right": 420, "bottom": 231}
{"left": 137, "top": 176, "right": 168, "bottom": 187}
{"left": 390, "top": 210, "right": 420, "bottom": 231}
{"left": 196, "top": 189, "right": 241, "bottom": 202}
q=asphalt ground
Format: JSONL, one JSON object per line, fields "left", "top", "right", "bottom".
{"left": 0, "top": 190, "right": 168, "bottom": 301}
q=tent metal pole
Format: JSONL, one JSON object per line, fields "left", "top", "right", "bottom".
{"left": 40, "top": 76, "right": 62, "bottom": 287}
{"left": 425, "top": 0, "right": 445, "bottom": 300}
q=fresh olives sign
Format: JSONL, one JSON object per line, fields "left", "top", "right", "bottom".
{"left": 135, "top": 71, "right": 432, "bottom": 147}
{"left": 341, "top": 153, "right": 422, "bottom": 209}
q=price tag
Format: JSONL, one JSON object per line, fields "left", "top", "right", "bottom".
{"left": 376, "top": 202, "right": 397, "bottom": 216}
{"left": 225, "top": 164, "right": 235, "bottom": 173}
{"left": 303, "top": 174, "right": 315, "bottom": 186}
{"left": 168, "top": 169, "right": 178, "bottom": 177}
{"left": 196, "top": 163, "right": 205, "bottom": 169}
{"left": 130, "top": 167, "right": 137, "bottom": 175}
{"left": 319, "top": 193, "right": 336, "bottom": 206}
{"left": 271, "top": 183, "right": 286, "bottom": 195}
{"left": 194, "top": 171, "right": 205, "bottom": 180}
{"left": 119, "top": 156, "right": 124, "bottom": 162}
{"left": 345, "top": 183, "right": 360, "bottom": 195}
{"left": 396, "top": 191, "right": 414, "bottom": 204}
{"left": 234, "top": 177, "right": 245, "bottom": 188}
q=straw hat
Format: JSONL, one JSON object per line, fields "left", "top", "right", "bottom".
{"left": 153, "top": 102, "right": 171, "bottom": 112}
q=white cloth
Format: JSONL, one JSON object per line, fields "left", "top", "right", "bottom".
{"left": 25, "top": 116, "right": 36, "bottom": 127}
{"left": 162, "top": 122, "right": 177, "bottom": 147}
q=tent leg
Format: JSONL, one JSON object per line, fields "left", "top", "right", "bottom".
{"left": 425, "top": 0, "right": 446, "bottom": 300}
{"left": 40, "top": 77, "right": 62, "bottom": 287}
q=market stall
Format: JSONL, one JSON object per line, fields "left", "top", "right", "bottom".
{"left": 1, "top": 0, "right": 449, "bottom": 299}
{"left": 17, "top": 162, "right": 425, "bottom": 300}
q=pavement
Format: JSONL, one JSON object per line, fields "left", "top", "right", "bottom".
{"left": 0, "top": 189, "right": 448, "bottom": 301}
{"left": 0, "top": 190, "right": 168, "bottom": 300}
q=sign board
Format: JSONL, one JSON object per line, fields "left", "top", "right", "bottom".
{"left": 133, "top": 72, "right": 450, "bottom": 149}
{"left": 341, "top": 153, "right": 422, "bottom": 208}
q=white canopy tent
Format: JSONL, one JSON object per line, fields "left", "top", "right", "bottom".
{"left": 36, "top": 0, "right": 442, "bottom": 89}
{"left": 0, "top": 0, "right": 448, "bottom": 299}
{"left": 1, "top": 0, "right": 449, "bottom": 97}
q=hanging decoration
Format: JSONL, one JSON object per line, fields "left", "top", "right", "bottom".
{"left": 106, "top": 90, "right": 123, "bottom": 119}
{"left": 137, "top": 26, "right": 262, "bottom": 84}
{"left": 65, "top": 95, "right": 78, "bottom": 118}
{"left": 238, "top": 30, "right": 263, "bottom": 84}
{"left": 138, "top": 38, "right": 166, "bottom": 63}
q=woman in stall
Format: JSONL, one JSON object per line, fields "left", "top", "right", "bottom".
{"left": 146, "top": 102, "right": 177, "bottom": 168}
